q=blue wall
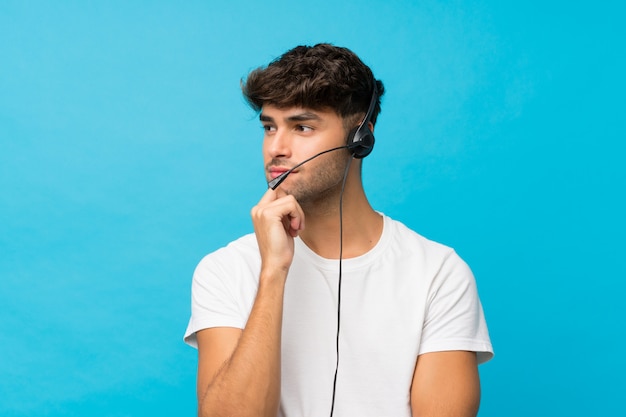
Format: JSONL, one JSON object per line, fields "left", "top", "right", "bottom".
{"left": 1, "top": 1, "right": 624, "bottom": 415}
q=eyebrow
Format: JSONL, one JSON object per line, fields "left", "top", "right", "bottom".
{"left": 259, "top": 111, "right": 323, "bottom": 123}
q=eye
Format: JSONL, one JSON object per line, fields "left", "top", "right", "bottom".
{"left": 295, "top": 125, "right": 313, "bottom": 133}
{"left": 262, "top": 124, "right": 276, "bottom": 133}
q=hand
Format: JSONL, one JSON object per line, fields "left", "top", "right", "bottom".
{"left": 251, "top": 188, "right": 305, "bottom": 276}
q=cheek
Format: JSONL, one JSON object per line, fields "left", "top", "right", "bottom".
{"left": 261, "top": 141, "right": 272, "bottom": 162}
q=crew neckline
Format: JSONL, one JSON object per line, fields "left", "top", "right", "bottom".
{"left": 293, "top": 213, "right": 390, "bottom": 272}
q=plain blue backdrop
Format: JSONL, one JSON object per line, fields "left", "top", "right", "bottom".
{"left": 1, "top": 1, "right": 624, "bottom": 416}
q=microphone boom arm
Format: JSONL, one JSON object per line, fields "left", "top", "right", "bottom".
{"left": 267, "top": 145, "right": 349, "bottom": 190}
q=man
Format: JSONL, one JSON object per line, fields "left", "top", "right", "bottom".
{"left": 184, "top": 43, "right": 493, "bottom": 417}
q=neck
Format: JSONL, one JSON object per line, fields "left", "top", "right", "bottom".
{"left": 298, "top": 173, "right": 383, "bottom": 259}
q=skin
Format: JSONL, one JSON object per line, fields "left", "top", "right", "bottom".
{"left": 195, "top": 105, "right": 481, "bottom": 417}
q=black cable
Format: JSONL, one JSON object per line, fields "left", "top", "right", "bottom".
{"left": 329, "top": 156, "right": 353, "bottom": 417}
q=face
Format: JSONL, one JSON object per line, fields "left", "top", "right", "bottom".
{"left": 260, "top": 105, "right": 352, "bottom": 204}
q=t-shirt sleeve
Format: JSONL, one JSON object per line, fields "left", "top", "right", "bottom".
{"left": 418, "top": 251, "right": 494, "bottom": 364}
{"left": 183, "top": 253, "right": 249, "bottom": 349}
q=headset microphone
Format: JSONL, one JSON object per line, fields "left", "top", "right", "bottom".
{"left": 267, "top": 145, "right": 349, "bottom": 190}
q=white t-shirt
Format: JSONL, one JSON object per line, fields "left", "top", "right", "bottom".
{"left": 184, "top": 215, "right": 493, "bottom": 416}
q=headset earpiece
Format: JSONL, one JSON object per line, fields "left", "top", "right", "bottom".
{"left": 347, "top": 125, "right": 374, "bottom": 159}
{"left": 347, "top": 83, "right": 378, "bottom": 159}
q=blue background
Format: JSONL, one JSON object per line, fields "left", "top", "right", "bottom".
{"left": 1, "top": 1, "right": 624, "bottom": 416}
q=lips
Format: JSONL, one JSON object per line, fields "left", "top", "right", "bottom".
{"left": 268, "top": 166, "right": 295, "bottom": 179}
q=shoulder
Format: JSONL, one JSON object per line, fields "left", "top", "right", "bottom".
{"left": 383, "top": 215, "right": 464, "bottom": 267}
{"left": 197, "top": 233, "right": 259, "bottom": 267}
{"left": 193, "top": 233, "right": 260, "bottom": 281}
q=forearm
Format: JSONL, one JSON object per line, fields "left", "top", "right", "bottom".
{"left": 199, "top": 276, "right": 285, "bottom": 417}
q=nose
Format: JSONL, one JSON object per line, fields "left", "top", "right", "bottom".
{"left": 265, "top": 129, "right": 292, "bottom": 159}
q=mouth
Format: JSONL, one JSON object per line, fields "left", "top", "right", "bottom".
{"left": 268, "top": 167, "right": 296, "bottom": 179}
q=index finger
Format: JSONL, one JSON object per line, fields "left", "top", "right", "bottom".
{"left": 257, "top": 187, "right": 279, "bottom": 206}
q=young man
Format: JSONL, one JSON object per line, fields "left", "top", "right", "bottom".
{"left": 184, "top": 43, "right": 493, "bottom": 417}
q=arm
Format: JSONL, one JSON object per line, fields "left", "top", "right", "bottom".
{"left": 410, "top": 351, "right": 481, "bottom": 417}
{"left": 196, "top": 189, "right": 305, "bottom": 417}
{"left": 196, "top": 277, "right": 285, "bottom": 417}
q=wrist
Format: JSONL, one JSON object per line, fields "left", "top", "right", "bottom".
{"left": 259, "top": 264, "right": 289, "bottom": 286}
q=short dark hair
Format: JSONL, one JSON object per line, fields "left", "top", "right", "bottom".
{"left": 242, "top": 43, "right": 384, "bottom": 127}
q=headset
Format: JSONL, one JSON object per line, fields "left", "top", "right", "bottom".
{"left": 346, "top": 82, "right": 378, "bottom": 159}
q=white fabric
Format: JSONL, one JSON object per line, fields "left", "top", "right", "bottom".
{"left": 184, "top": 215, "right": 493, "bottom": 417}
